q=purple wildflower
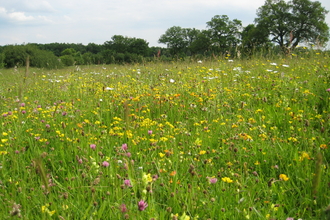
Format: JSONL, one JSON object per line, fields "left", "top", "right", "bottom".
{"left": 208, "top": 177, "right": 218, "bottom": 184}
{"left": 102, "top": 161, "right": 110, "bottom": 167}
{"left": 148, "top": 130, "right": 153, "bottom": 135}
{"left": 90, "top": 144, "right": 96, "bottom": 150}
{"left": 120, "top": 204, "right": 128, "bottom": 213}
{"left": 138, "top": 200, "right": 148, "bottom": 211}
{"left": 124, "top": 179, "right": 132, "bottom": 187}
{"left": 121, "top": 143, "right": 128, "bottom": 151}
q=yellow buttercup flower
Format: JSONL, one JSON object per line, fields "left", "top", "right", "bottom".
{"left": 279, "top": 174, "right": 289, "bottom": 181}
{"left": 222, "top": 177, "right": 233, "bottom": 183}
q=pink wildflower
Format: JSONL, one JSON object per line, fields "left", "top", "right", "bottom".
{"left": 208, "top": 177, "right": 218, "bottom": 184}
{"left": 120, "top": 204, "right": 128, "bottom": 213}
{"left": 121, "top": 143, "right": 128, "bottom": 151}
{"left": 102, "top": 161, "right": 110, "bottom": 167}
{"left": 124, "top": 179, "right": 132, "bottom": 187}
{"left": 138, "top": 200, "right": 148, "bottom": 211}
{"left": 90, "top": 144, "right": 96, "bottom": 150}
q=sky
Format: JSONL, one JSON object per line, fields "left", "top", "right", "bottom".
{"left": 0, "top": 0, "right": 329, "bottom": 48}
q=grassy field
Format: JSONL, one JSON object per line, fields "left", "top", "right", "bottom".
{"left": 0, "top": 52, "right": 329, "bottom": 219}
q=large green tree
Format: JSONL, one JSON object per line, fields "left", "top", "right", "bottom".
{"left": 241, "top": 24, "right": 270, "bottom": 55}
{"left": 255, "top": 0, "right": 329, "bottom": 51}
{"left": 158, "top": 26, "right": 190, "bottom": 56}
{"left": 206, "top": 15, "right": 242, "bottom": 53}
{"left": 2, "top": 44, "right": 61, "bottom": 69}
{"left": 104, "top": 35, "right": 149, "bottom": 56}
{"left": 189, "top": 30, "right": 212, "bottom": 55}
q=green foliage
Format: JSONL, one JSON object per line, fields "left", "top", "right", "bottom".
{"left": 101, "top": 49, "right": 115, "bottom": 64}
{"left": 158, "top": 26, "right": 190, "bottom": 56}
{"left": 0, "top": 53, "right": 4, "bottom": 68}
{"left": 189, "top": 30, "right": 212, "bottom": 56}
{"left": 59, "top": 54, "right": 75, "bottom": 66}
{"left": 2, "top": 44, "right": 61, "bottom": 69}
{"left": 206, "top": 15, "right": 242, "bottom": 53}
{"left": 30, "top": 49, "right": 63, "bottom": 69}
{"left": 61, "top": 48, "right": 77, "bottom": 56}
{"left": 104, "top": 35, "right": 149, "bottom": 57}
{"left": 2, "top": 45, "right": 29, "bottom": 67}
{"left": 255, "top": 0, "right": 329, "bottom": 51}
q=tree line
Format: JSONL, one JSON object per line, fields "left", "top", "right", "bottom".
{"left": 0, "top": 36, "right": 165, "bottom": 69}
{"left": 159, "top": 0, "right": 329, "bottom": 57}
{"left": 0, "top": 0, "right": 328, "bottom": 69}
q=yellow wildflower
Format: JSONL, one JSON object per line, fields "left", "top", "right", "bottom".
{"left": 222, "top": 177, "right": 233, "bottom": 183}
{"left": 41, "top": 204, "right": 55, "bottom": 216}
{"left": 142, "top": 172, "right": 152, "bottom": 184}
{"left": 279, "top": 174, "right": 289, "bottom": 181}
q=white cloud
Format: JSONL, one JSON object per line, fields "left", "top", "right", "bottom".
{"left": 1, "top": 0, "right": 55, "bottom": 13}
{"left": 0, "top": 6, "right": 53, "bottom": 25}
{"left": 0, "top": 7, "right": 32, "bottom": 22}
{"left": 7, "top": 11, "right": 34, "bottom": 22}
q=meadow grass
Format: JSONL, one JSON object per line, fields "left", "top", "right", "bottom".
{"left": 0, "top": 52, "right": 329, "bottom": 220}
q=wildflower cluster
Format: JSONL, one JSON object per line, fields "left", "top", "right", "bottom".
{"left": 0, "top": 55, "right": 329, "bottom": 219}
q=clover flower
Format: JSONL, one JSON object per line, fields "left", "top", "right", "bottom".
{"left": 138, "top": 200, "right": 148, "bottom": 211}
{"left": 102, "top": 161, "right": 110, "bottom": 167}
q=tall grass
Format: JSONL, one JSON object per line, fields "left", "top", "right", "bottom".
{"left": 0, "top": 49, "right": 329, "bottom": 219}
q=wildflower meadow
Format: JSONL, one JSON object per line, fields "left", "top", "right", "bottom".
{"left": 0, "top": 51, "right": 329, "bottom": 219}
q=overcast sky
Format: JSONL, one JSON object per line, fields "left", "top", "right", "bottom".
{"left": 0, "top": 0, "right": 329, "bottom": 47}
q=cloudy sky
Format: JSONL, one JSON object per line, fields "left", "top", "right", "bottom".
{"left": 0, "top": 0, "right": 329, "bottom": 47}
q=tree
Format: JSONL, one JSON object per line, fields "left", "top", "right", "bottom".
{"left": 86, "top": 43, "right": 102, "bottom": 54}
{"left": 0, "top": 53, "right": 5, "bottom": 68}
{"left": 104, "top": 35, "right": 150, "bottom": 61}
{"left": 158, "top": 26, "right": 190, "bottom": 56}
{"left": 189, "top": 30, "right": 212, "bottom": 55}
{"left": 104, "top": 35, "right": 129, "bottom": 54}
{"left": 60, "top": 48, "right": 81, "bottom": 66}
{"left": 128, "top": 38, "right": 149, "bottom": 57}
{"left": 290, "top": 0, "right": 329, "bottom": 48}
{"left": 2, "top": 45, "right": 29, "bottom": 67}
{"left": 2, "top": 44, "right": 61, "bottom": 68}
{"left": 241, "top": 24, "right": 270, "bottom": 54}
{"left": 206, "top": 15, "right": 242, "bottom": 53}
{"left": 255, "top": 0, "right": 329, "bottom": 51}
